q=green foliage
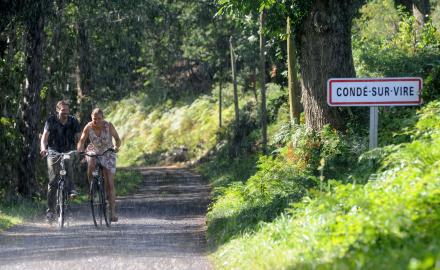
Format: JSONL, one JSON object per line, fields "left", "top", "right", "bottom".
{"left": 353, "top": 0, "right": 440, "bottom": 78}
{"left": 115, "top": 169, "right": 144, "bottom": 196}
{"left": 0, "top": 199, "right": 45, "bottom": 231}
{"left": 206, "top": 154, "right": 317, "bottom": 246}
{"left": 0, "top": 118, "right": 20, "bottom": 199}
{"left": 423, "top": 64, "right": 440, "bottom": 102}
{"left": 211, "top": 100, "right": 440, "bottom": 270}
{"left": 105, "top": 88, "right": 237, "bottom": 166}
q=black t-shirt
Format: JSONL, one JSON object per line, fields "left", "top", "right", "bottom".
{"left": 44, "top": 115, "right": 81, "bottom": 152}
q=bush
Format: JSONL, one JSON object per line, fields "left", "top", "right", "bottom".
{"left": 211, "top": 100, "right": 440, "bottom": 270}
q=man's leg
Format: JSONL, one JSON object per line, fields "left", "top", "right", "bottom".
{"left": 46, "top": 157, "right": 60, "bottom": 221}
{"left": 65, "top": 157, "right": 77, "bottom": 197}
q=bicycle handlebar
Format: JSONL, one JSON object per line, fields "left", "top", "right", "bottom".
{"left": 47, "top": 149, "right": 78, "bottom": 157}
{"left": 79, "top": 148, "right": 115, "bottom": 158}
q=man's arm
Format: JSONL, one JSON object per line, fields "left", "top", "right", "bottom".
{"left": 40, "top": 129, "right": 49, "bottom": 157}
{"left": 75, "top": 132, "right": 81, "bottom": 145}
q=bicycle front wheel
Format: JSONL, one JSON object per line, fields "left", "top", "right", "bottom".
{"left": 56, "top": 181, "right": 67, "bottom": 228}
{"left": 90, "top": 177, "right": 111, "bottom": 227}
{"left": 90, "top": 178, "right": 102, "bottom": 227}
{"left": 100, "top": 180, "right": 111, "bottom": 227}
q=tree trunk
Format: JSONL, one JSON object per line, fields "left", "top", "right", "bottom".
{"left": 46, "top": 0, "right": 64, "bottom": 116}
{"left": 259, "top": 11, "right": 267, "bottom": 154}
{"left": 395, "top": 0, "right": 430, "bottom": 25}
{"left": 219, "top": 80, "right": 222, "bottom": 128}
{"left": 252, "top": 67, "right": 258, "bottom": 105}
{"left": 287, "top": 16, "right": 301, "bottom": 124}
{"left": 17, "top": 2, "right": 47, "bottom": 197}
{"left": 229, "top": 36, "right": 239, "bottom": 126}
{"left": 298, "top": 0, "right": 355, "bottom": 131}
{"left": 76, "top": 20, "right": 93, "bottom": 128}
{"left": 412, "top": 0, "right": 430, "bottom": 25}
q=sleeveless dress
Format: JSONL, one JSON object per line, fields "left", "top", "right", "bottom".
{"left": 86, "top": 121, "right": 117, "bottom": 174}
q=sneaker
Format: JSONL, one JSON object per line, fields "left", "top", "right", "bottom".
{"left": 46, "top": 211, "right": 55, "bottom": 222}
{"left": 69, "top": 190, "right": 79, "bottom": 199}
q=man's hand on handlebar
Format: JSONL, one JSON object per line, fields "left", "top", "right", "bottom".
{"left": 40, "top": 149, "right": 48, "bottom": 158}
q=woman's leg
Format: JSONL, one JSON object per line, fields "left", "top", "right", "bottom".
{"left": 86, "top": 158, "right": 97, "bottom": 200}
{"left": 103, "top": 168, "right": 117, "bottom": 221}
{"left": 87, "top": 158, "right": 96, "bottom": 183}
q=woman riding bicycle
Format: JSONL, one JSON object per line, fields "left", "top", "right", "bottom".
{"left": 77, "top": 108, "right": 121, "bottom": 222}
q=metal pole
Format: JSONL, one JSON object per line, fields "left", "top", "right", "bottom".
{"left": 369, "top": 106, "right": 378, "bottom": 149}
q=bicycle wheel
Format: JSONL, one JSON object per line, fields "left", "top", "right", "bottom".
{"left": 100, "top": 180, "right": 111, "bottom": 227}
{"left": 90, "top": 178, "right": 103, "bottom": 227}
{"left": 56, "top": 180, "right": 66, "bottom": 228}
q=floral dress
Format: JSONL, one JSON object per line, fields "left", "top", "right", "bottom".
{"left": 86, "top": 121, "right": 117, "bottom": 174}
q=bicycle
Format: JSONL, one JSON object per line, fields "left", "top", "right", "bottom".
{"left": 81, "top": 148, "right": 115, "bottom": 228}
{"left": 46, "top": 149, "right": 77, "bottom": 228}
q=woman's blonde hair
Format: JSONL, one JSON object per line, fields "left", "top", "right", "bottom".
{"left": 91, "top": 108, "right": 104, "bottom": 117}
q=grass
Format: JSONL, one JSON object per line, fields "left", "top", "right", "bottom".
{"left": 115, "top": 168, "right": 144, "bottom": 196}
{"left": 0, "top": 168, "right": 144, "bottom": 231}
{"left": 0, "top": 199, "right": 45, "bottom": 231}
{"left": 208, "top": 101, "right": 440, "bottom": 270}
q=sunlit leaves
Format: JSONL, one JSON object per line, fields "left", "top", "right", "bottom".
{"left": 211, "top": 100, "right": 440, "bottom": 270}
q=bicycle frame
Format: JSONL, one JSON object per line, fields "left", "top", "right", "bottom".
{"left": 47, "top": 149, "right": 77, "bottom": 228}
{"left": 82, "top": 148, "right": 114, "bottom": 228}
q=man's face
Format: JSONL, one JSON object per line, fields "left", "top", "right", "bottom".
{"left": 57, "top": 105, "right": 69, "bottom": 120}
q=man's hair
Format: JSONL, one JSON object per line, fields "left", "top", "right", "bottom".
{"left": 91, "top": 108, "right": 104, "bottom": 117}
{"left": 56, "top": 100, "right": 70, "bottom": 111}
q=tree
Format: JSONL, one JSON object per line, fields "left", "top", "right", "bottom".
{"left": 395, "top": 0, "right": 430, "bottom": 24}
{"left": 229, "top": 36, "right": 240, "bottom": 126}
{"left": 259, "top": 10, "right": 268, "bottom": 154}
{"left": 298, "top": 0, "right": 355, "bottom": 131}
{"left": 17, "top": 0, "right": 51, "bottom": 197}
{"left": 217, "top": 0, "right": 357, "bottom": 131}
{"left": 75, "top": 18, "right": 93, "bottom": 128}
{"left": 286, "top": 16, "right": 301, "bottom": 123}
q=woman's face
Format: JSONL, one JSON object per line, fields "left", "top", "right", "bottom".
{"left": 92, "top": 113, "right": 103, "bottom": 126}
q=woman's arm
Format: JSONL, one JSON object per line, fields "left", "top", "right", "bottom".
{"left": 77, "top": 124, "right": 90, "bottom": 152}
{"left": 109, "top": 122, "right": 121, "bottom": 151}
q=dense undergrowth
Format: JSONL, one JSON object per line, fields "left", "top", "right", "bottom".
{"left": 202, "top": 2, "right": 440, "bottom": 269}
{"left": 210, "top": 101, "right": 440, "bottom": 270}
{"left": 105, "top": 83, "right": 285, "bottom": 167}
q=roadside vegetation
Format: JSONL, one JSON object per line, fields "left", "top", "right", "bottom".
{"left": 0, "top": 200, "right": 45, "bottom": 231}
{"left": 1, "top": 0, "right": 440, "bottom": 268}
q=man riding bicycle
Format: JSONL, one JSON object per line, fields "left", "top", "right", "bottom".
{"left": 40, "top": 100, "right": 81, "bottom": 222}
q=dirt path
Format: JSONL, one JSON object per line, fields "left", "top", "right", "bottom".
{"left": 0, "top": 167, "right": 212, "bottom": 270}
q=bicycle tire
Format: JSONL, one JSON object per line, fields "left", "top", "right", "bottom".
{"left": 90, "top": 178, "right": 102, "bottom": 227}
{"left": 56, "top": 181, "right": 66, "bottom": 228}
{"left": 100, "top": 180, "right": 111, "bottom": 227}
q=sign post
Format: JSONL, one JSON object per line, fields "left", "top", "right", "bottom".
{"left": 327, "top": 77, "right": 423, "bottom": 149}
{"left": 369, "top": 106, "right": 378, "bottom": 149}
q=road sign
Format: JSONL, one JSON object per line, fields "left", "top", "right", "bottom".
{"left": 327, "top": 77, "right": 423, "bottom": 150}
{"left": 327, "top": 77, "right": 423, "bottom": 106}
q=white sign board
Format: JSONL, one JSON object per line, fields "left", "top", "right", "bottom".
{"left": 327, "top": 77, "right": 423, "bottom": 106}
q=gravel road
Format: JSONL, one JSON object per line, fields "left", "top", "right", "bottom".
{"left": 0, "top": 167, "right": 212, "bottom": 270}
